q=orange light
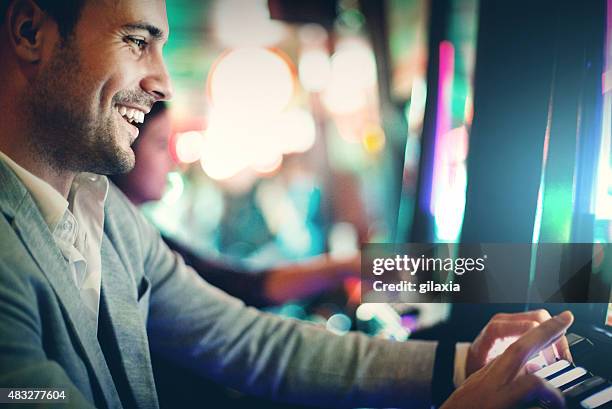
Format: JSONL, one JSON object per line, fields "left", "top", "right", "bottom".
{"left": 361, "top": 123, "right": 385, "bottom": 154}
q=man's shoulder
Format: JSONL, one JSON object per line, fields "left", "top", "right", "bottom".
{"left": 102, "top": 179, "right": 165, "bottom": 271}
{"left": 104, "top": 179, "right": 139, "bottom": 217}
{"left": 104, "top": 180, "right": 151, "bottom": 235}
{"left": 103, "top": 180, "right": 152, "bottom": 254}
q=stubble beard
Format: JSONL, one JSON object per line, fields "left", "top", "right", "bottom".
{"left": 23, "top": 38, "right": 135, "bottom": 176}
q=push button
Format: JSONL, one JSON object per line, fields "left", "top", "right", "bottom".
{"left": 581, "top": 385, "right": 612, "bottom": 408}
{"left": 535, "top": 359, "right": 571, "bottom": 379}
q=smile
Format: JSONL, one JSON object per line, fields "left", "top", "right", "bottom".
{"left": 115, "top": 104, "right": 146, "bottom": 124}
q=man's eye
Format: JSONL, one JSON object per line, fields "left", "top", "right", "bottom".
{"left": 126, "top": 36, "right": 148, "bottom": 50}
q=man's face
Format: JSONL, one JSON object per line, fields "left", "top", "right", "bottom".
{"left": 24, "top": 0, "right": 172, "bottom": 175}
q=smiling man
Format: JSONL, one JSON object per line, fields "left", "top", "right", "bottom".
{"left": 0, "top": 1, "right": 575, "bottom": 408}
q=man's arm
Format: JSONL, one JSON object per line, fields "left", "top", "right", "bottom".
{"left": 137, "top": 219, "right": 436, "bottom": 408}
{"left": 263, "top": 254, "right": 359, "bottom": 305}
{"left": 163, "top": 235, "right": 358, "bottom": 307}
{"left": 160, "top": 235, "right": 271, "bottom": 307}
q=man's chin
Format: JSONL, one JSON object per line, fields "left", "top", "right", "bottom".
{"left": 110, "top": 149, "right": 136, "bottom": 175}
{"left": 88, "top": 146, "right": 135, "bottom": 176}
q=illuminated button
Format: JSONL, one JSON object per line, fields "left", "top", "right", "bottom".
{"left": 534, "top": 360, "right": 571, "bottom": 379}
{"left": 548, "top": 367, "right": 587, "bottom": 389}
{"left": 581, "top": 385, "right": 612, "bottom": 408}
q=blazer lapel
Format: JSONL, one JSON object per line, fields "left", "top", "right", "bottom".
{"left": 0, "top": 162, "right": 121, "bottom": 409}
{"left": 99, "top": 235, "right": 158, "bottom": 409}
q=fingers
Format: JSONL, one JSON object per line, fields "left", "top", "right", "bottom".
{"left": 493, "top": 309, "right": 552, "bottom": 324}
{"left": 494, "top": 311, "right": 574, "bottom": 380}
{"left": 526, "top": 361, "right": 545, "bottom": 373}
{"left": 541, "top": 336, "right": 572, "bottom": 365}
{"left": 542, "top": 343, "right": 558, "bottom": 365}
{"left": 553, "top": 335, "right": 573, "bottom": 362}
{"left": 491, "top": 309, "right": 572, "bottom": 364}
{"left": 479, "top": 320, "right": 539, "bottom": 360}
{"left": 484, "top": 320, "right": 540, "bottom": 340}
{"left": 508, "top": 374, "right": 565, "bottom": 409}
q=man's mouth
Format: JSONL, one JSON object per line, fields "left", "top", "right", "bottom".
{"left": 115, "top": 104, "right": 146, "bottom": 125}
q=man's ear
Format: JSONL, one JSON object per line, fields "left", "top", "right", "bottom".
{"left": 7, "top": 0, "right": 48, "bottom": 63}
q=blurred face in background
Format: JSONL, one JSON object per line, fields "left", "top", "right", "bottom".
{"left": 123, "top": 110, "right": 174, "bottom": 204}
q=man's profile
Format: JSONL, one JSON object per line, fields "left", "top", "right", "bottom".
{"left": 0, "top": 1, "right": 574, "bottom": 408}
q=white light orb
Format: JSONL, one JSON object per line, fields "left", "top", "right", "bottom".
{"left": 208, "top": 47, "right": 295, "bottom": 118}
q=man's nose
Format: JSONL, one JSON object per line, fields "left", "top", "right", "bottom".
{"left": 141, "top": 53, "right": 174, "bottom": 101}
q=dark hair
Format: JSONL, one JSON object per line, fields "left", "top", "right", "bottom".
{"left": 2, "top": 0, "right": 87, "bottom": 39}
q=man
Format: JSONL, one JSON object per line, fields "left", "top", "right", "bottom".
{"left": 0, "top": 1, "right": 573, "bottom": 408}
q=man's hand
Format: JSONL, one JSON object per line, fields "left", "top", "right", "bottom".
{"left": 441, "top": 311, "right": 574, "bottom": 409}
{"left": 466, "top": 309, "right": 573, "bottom": 377}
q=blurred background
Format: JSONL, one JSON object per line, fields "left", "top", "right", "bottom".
{"left": 145, "top": 0, "right": 612, "bottom": 351}
{"left": 152, "top": 0, "right": 434, "bottom": 261}
{"left": 132, "top": 0, "right": 612, "bottom": 406}
{"left": 144, "top": 0, "right": 453, "bottom": 338}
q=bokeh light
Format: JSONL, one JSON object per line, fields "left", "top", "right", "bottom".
{"left": 199, "top": 107, "right": 316, "bottom": 181}
{"left": 208, "top": 47, "right": 295, "bottom": 118}
{"left": 161, "top": 172, "right": 185, "bottom": 205}
{"left": 200, "top": 119, "right": 251, "bottom": 180}
{"left": 326, "top": 313, "right": 352, "bottom": 336}
{"left": 331, "top": 40, "right": 378, "bottom": 88}
{"left": 322, "top": 40, "right": 377, "bottom": 114}
{"left": 252, "top": 153, "right": 284, "bottom": 175}
{"left": 273, "top": 108, "right": 317, "bottom": 154}
{"left": 298, "top": 49, "right": 332, "bottom": 92}
{"left": 174, "top": 131, "right": 205, "bottom": 164}
{"left": 361, "top": 123, "right": 386, "bottom": 154}
{"left": 213, "top": 0, "right": 286, "bottom": 48}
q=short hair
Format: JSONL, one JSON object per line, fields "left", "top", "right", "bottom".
{"left": 1, "top": 0, "right": 87, "bottom": 39}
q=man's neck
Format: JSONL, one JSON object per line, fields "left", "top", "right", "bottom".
{"left": 0, "top": 145, "right": 75, "bottom": 199}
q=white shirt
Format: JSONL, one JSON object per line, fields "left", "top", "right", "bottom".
{"left": 0, "top": 151, "right": 108, "bottom": 328}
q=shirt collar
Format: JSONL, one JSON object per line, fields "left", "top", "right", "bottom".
{"left": 0, "top": 151, "right": 108, "bottom": 231}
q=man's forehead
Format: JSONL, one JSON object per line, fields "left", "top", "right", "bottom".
{"left": 87, "top": 0, "right": 169, "bottom": 40}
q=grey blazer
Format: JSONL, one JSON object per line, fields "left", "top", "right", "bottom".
{"left": 0, "top": 160, "right": 437, "bottom": 409}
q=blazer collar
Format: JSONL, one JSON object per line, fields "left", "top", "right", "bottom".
{"left": 0, "top": 150, "right": 68, "bottom": 230}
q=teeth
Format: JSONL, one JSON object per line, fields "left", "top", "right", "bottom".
{"left": 116, "top": 105, "right": 146, "bottom": 124}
